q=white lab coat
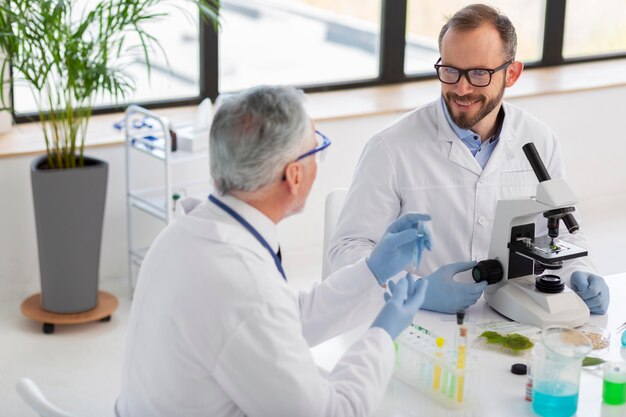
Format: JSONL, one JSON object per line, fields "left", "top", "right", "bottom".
{"left": 329, "top": 99, "right": 596, "bottom": 284}
{"left": 117, "top": 195, "right": 393, "bottom": 417}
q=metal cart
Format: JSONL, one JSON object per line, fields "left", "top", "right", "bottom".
{"left": 124, "top": 105, "right": 210, "bottom": 290}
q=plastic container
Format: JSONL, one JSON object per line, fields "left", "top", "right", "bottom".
{"left": 394, "top": 324, "right": 478, "bottom": 410}
{"left": 531, "top": 325, "right": 592, "bottom": 417}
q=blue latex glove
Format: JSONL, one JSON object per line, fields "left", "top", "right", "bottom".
{"left": 570, "top": 271, "right": 610, "bottom": 315}
{"left": 366, "top": 212, "right": 432, "bottom": 285}
{"left": 420, "top": 261, "right": 487, "bottom": 314}
{"left": 371, "top": 273, "right": 428, "bottom": 340}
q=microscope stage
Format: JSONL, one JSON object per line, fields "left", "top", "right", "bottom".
{"left": 508, "top": 236, "right": 588, "bottom": 265}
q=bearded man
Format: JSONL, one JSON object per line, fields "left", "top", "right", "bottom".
{"left": 328, "top": 3, "right": 609, "bottom": 316}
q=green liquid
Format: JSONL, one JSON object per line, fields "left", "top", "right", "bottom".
{"left": 603, "top": 379, "right": 626, "bottom": 405}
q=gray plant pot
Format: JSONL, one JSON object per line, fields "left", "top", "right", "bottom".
{"left": 31, "top": 155, "right": 108, "bottom": 313}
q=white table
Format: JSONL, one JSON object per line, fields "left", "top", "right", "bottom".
{"left": 311, "top": 273, "right": 626, "bottom": 417}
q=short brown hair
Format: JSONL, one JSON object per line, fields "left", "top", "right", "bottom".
{"left": 438, "top": 4, "right": 517, "bottom": 61}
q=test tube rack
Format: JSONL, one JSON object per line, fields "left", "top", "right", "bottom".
{"left": 394, "top": 324, "right": 479, "bottom": 410}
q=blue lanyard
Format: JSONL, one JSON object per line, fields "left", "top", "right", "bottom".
{"left": 209, "top": 195, "right": 286, "bottom": 281}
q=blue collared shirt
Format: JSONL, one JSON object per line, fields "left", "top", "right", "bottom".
{"left": 441, "top": 97, "right": 504, "bottom": 169}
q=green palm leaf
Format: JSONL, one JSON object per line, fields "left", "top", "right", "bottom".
{"left": 0, "top": 0, "right": 220, "bottom": 169}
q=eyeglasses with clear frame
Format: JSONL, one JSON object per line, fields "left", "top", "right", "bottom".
{"left": 434, "top": 58, "right": 513, "bottom": 87}
{"left": 282, "top": 130, "right": 331, "bottom": 180}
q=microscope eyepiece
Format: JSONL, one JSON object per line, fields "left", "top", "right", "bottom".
{"left": 524, "top": 143, "right": 580, "bottom": 235}
{"left": 522, "top": 143, "right": 551, "bottom": 183}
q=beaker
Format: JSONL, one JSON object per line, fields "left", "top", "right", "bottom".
{"left": 531, "top": 325, "right": 592, "bottom": 417}
{"left": 603, "top": 362, "right": 626, "bottom": 405}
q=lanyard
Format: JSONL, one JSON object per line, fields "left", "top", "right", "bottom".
{"left": 209, "top": 195, "right": 286, "bottom": 281}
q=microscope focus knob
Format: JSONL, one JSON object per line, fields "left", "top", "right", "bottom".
{"left": 472, "top": 259, "right": 504, "bottom": 285}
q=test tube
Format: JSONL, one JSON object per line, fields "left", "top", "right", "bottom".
{"left": 448, "top": 353, "right": 457, "bottom": 399}
{"left": 440, "top": 355, "right": 450, "bottom": 396}
{"left": 433, "top": 337, "right": 445, "bottom": 390}
{"left": 457, "top": 327, "right": 468, "bottom": 402}
{"left": 412, "top": 220, "right": 425, "bottom": 271}
{"left": 456, "top": 311, "right": 468, "bottom": 403}
{"left": 419, "top": 336, "right": 430, "bottom": 386}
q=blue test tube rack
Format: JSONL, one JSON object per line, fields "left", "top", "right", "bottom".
{"left": 394, "top": 323, "right": 479, "bottom": 410}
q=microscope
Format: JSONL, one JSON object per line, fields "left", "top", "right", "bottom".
{"left": 472, "top": 143, "right": 590, "bottom": 328}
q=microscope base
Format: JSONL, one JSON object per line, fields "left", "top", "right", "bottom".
{"left": 484, "top": 277, "right": 589, "bottom": 328}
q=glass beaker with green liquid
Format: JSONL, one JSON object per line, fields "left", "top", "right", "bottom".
{"left": 603, "top": 362, "right": 626, "bottom": 405}
{"left": 532, "top": 325, "right": 592, "bottom": 417}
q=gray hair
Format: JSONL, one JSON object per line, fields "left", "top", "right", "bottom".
{"left": 438, "top": 4, "right": 517, "bottom": 61}
{"left": 209, "top": 85, "right": 310, "bottom": 194}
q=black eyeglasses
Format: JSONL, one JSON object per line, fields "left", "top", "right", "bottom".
{"left": 434, "top": 58, "right": 513, "bottom": 87}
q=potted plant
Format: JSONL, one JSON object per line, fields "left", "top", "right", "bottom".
{"left": 0, "top": 0, "right": 219, "bottom": 313}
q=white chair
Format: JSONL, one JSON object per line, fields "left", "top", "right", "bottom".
{"left": 322, "top": 188, "right": 348, "bottom": 279}
{"left": 16, "top": 378, "right": 78, "bottom": 417}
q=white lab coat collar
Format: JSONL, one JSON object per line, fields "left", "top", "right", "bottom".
{"left": 434, "top": 99, "right": 520, "bottom": 177}
{"left": 434, "top": 101, "right": 483, "bottom": 175}
{"left": 209, "top": 193, "right": 280, "bottom": 254}
{"left": 480, "top": 102, "right": 523, "bottom": 178}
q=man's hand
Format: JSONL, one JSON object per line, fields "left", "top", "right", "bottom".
{"left": 570, "top": 271, "right": 610, "bottom": 315}
{"left": 366, "top": 212, "right": 432, "bottom": 286}
{"left": 371, "top": 273, "right": 429, "bottom": 340}
{"left": 420, "top": 261, "right": 487, "bottom": 313}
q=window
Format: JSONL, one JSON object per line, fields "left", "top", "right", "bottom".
{"left": 219, "top": 0, "right": 381, "bottom": 92}
{"left": 8, "top": 0, "right": 626, "bottom": 121}
{"left": 404, "top": 0, "right": 545, "bottom": 75}
{"left": 122, "top": 2, "right": 202, "bottom": 103}
{"left": 13, "top": 1, "right": 201, "bottom": 114}
{"left": 563, "top": 0, "right": 626, "bottom": 59}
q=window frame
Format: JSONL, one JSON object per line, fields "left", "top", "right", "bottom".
{"left": 12, "top": 0, "right": 626, "bottom": 123}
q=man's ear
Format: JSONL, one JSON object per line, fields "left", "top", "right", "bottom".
{"left": 505, "top": 60, "right": 524, "bottom": 87}
{"left": 283, "top": 161, "right": 302, "bottom": 194}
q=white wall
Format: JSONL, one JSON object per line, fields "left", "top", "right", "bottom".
{"left": 1, "top": 85, "right": 625, "bottom": 299}
{"left": 509, "top": 88, "right": 626, "bottom": 275}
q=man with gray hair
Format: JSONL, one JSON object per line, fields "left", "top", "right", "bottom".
{"left": 330, "top": 3, "right": 609, "bottom": 315}
{"left": 117, "top": 85, "right": 434, "bottom": 417}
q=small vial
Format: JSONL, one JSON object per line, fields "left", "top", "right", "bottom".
{"left": 525, "top": 365, "right": 533, "bottom": 402}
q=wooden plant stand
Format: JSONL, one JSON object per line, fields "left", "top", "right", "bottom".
{"left": 21, "top": 291, "right": 118, "bottom": 334}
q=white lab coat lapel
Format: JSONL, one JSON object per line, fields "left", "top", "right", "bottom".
{"left": 481, "top": 113, "right": 521, "bottom": 179}
{"left": 448, "top": 139, "right": 482, "bottom": 176}
{"left": 435, "top": 103, "right": 482, "bottom": 176}
{"left": 481, "top": 139, "right": 512, "bottom": 179}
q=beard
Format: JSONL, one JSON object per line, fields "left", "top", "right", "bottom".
{"left": 443, "top": 79, "right": 505, "bottom": 130}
